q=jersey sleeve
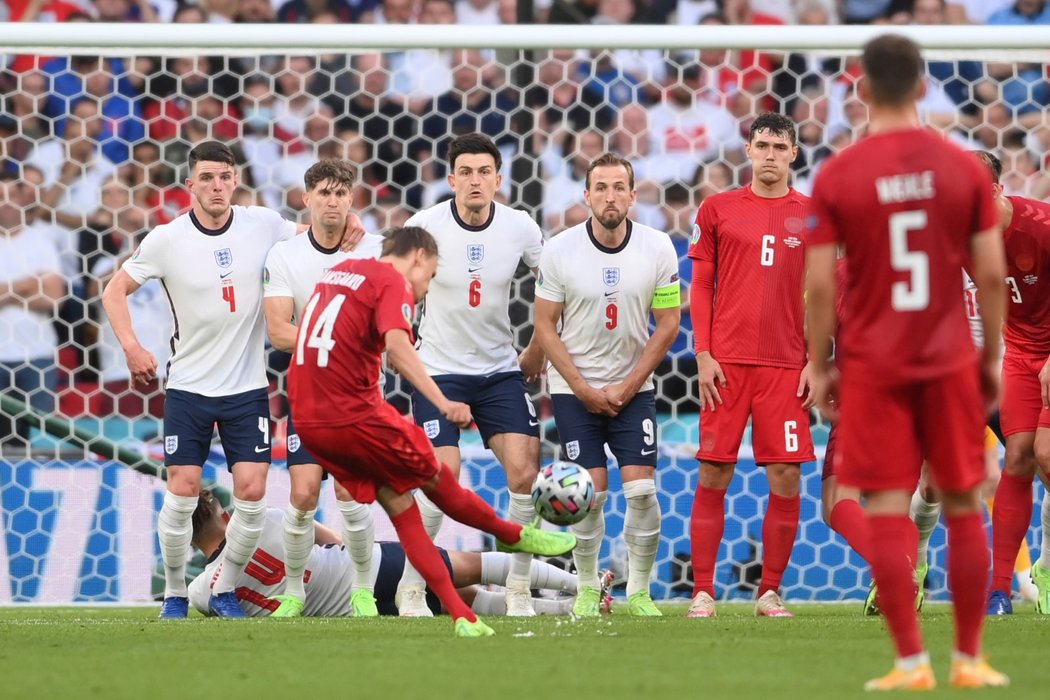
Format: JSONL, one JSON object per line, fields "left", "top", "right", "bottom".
{"left": 122, "top": 226, "right": 167, "bottom": 284}
{"left": 374, "top": 270, "right": 414, "bottom": 339}
{"left": 806, "top": 166, "right": 841, "bottom": 247}
{"left": 520, "top": 212, "right": 545, "bottom": 269}
{"left": 534, "top": 242, "right": 565, "bottom": 303}
{"left": 262, "top": 245, "right": 293, "bottom": 299}
{"left": 651, "top": 235, "right": 681, "bottom": 309}
{"left": 687, "top": 199, "right": 718, "bottom": 262}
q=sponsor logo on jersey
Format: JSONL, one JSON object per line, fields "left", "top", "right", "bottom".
{"left": 1023, "top": 275, "right": 1038, "bottom": 285}
{"left": 467, "top": 244, "right": 485, "bottom": 264}
{"left": 566, "top": 440, "right": 580, "bottom": 460}
{"left": 783, "top": 236, "right": 802, "bottom": 249}
{"left": 263, "top": 267, "right": 270, "bottom": 285}
{"left": 689, "top": 223, "right": 701, "bottom": 245}
{"left": 603, "top": 267, "right": 620, "bottom": 287}
{"left": 423, "top": 420, "right": 440, "bottom": 439}
{"left": 537, "top": 269, "right": 544, "bottom": 287}
{"left": 402, "top": 303, "right": 414, "bottom": 324}
{"left": 670, "top": 272, "right": 679, "bottom": 283}
{"left": 288, "top": 434, "right": 301, "bottom": 453}
{"left": 165, "top": 435, "right": 179, "bottom": 455}
{"left": 214, "top": 248, "right": 233, "bottom": 268}
{"left": 131, "top": 247, "right": 141, "bottom": 260}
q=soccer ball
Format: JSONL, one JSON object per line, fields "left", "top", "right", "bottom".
{"left": 531, "top": 461, "right": 595, "bottom": 526}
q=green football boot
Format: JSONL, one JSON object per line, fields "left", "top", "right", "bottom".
{"left": 454, "top": 617, "right": 495, "bottom": 637}
{"left": 270, "top": 595, "right": 305, "bottom": 618}
{"left": 351, "top": 589, "right": 379, "bottom": 617}
{"left": 627, "top": 591, "right": 662, "bottom": 616}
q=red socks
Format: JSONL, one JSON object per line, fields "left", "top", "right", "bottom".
{"left": 991, "top": 471, "right": 1033, "bottom": 594}
{"left": 946, "top": 513, "right": 989, "bottom": 658}
{"left": 829, "top": 498, "right": 873, "bottom": 563}
{"left": 389, "top": 502, "right": 475, "bottom": 621}
{"left": 690, "top": 486, "right": 726, "bottom": 597}
{"left": 869, "top": 514, "right": 924, "bottom": 658}
{"left": 759, "top": 493, "right": 801, "bottom": 596}
{"left": 424, "top": 464, "right": 522, "bottom": 545}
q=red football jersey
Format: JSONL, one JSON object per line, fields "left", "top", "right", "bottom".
{"left": 1003, "top": 195, "right": 1050, "bottom": 357}
{"left": 289, "top": 258, "right": 415, "bottom": 424}
{"left": 807, "top": 128, "right": 998, "bottom": 383}
{"left": 688, "top": 186, "right": 808, "bottom": 368}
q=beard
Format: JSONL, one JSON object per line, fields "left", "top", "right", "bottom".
{"left": 596, "top": 208, "right": 627, "bottom": 230}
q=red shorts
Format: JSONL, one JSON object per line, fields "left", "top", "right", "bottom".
{"left": 822, "top": 423, "right": 838, "bottom": 481}
{"left": 294, "top": 401, "right": 440, "bottom": 504}
{"left": 837, "top": 364, "right": 985, "bottom": 493}
{"left": 1000, "top": 352, "right": 1050, "bottom": 437}
{"left": 698, "top": 363, "right": 815, "bottom": 465}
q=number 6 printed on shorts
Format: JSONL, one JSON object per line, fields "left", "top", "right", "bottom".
{"left": 784, "top": 420, "right": 798, "bottom": 453}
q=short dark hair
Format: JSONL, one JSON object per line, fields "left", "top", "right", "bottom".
{"left": 585, "top": 153, "right": 635, "bottom": 190}
{"left": 188, "top": 141, "right": 236, "bottom": 173}
{"left": 191, "top": 489, "right": 223, "bottom": 542}
{"left": 381, "top": 225, "right": 439, "bottom": 259}
{"left": 447, "top": 133, "right": 502, "bottom": 172}
{"left": 972, "top": 151, "right": 1002, "bottom": 184}
{"left": 862, "top": 34, "right": 923, "bottom": 107}
{"left": 304, "top": 158, "right": 356, "bottom": 192}
{"left": 748, "top": 112, "right": 797, "bottom": 145}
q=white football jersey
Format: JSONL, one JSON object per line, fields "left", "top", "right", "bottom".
{"left": 536, "top": 219, "right": 679, "bottom": 394}
{"left": 264, "top": 230, "right": 384, "bottom": 319}
{"left": 963, "top": 270, "right": 988, "bottom": 350}
{"left": 408, "top": 200, "right": 544, "bottom": 375}
{"left": 189, "top": 509, "right": 376, "bottom": 618}
{"left": 122, "top": 206, "right": 296, "bottom": 396}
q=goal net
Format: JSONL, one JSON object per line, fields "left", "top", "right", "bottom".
{"left": 0, "top": 23, "right": 1045, "bottom": 604}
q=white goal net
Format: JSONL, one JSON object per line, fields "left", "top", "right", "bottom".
{"left": 0, "top": 23, "right": 1045, "bottom": 604}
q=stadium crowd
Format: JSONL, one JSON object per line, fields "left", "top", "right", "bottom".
{"left": 0, "top": 0, "right": 1049, "bottom": 449}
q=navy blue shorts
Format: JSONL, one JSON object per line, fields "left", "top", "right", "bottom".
{"left": 285, "top": 412, "right": 326, "bottom": 477}
{"left": 163, "top": 388, "right": 271, "bottom": 470}
{"left": 412, "top": 371, "right": 539, "bottom": 448}
{"left": 373, "top": 542, "right": 453, "bottom": 616}
{"left": 551, "top": 390, "right": 658, "bottom": 469}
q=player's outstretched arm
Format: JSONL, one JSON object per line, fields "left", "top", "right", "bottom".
{"left": 101, "top": 267, "right": 157, "bottom": 386}
{"left": 384, "top": 328, "right": 472, "bottom": 427}
{"left": 804, "top": 243, "right": 838, "bottom": 420}
{"left": 534, "top": 297, "right": 616, "bottom": 416}
{"left": 970, "top": 226, "right": 1007, "bottom": 410}
{"left": 262, "top": 296, "right": 298, "bottom": 353}
{"left": 605, "top": 305, "right": 680, "bottom": 409}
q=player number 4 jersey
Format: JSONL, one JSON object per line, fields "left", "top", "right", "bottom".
{"left": 536, "top": 219, "right": 680, "bottom": 394}
{"left": 407, "top": 200, "right": 543, "bottom": 375}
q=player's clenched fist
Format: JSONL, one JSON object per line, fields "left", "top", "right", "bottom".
{"left": 441, "top": 400, "right": 473, "bottom": 428}
{"left": 124, "top": 344, "right": 158, "bottom": 386}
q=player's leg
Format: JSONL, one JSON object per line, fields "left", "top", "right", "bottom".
{"left": 333, "top": 480, "right": 378, "bottom": 617}
{"left": 550, "top": 393, "right": 609, "bottom": 617}
{"left": 910, "top": 468, "right": 939, "bottom": 611}
{"left": 210, "top": 389, "right": 272, "bottom": 618}
{"left": 1031, "top": 428, "right": 1050, "bottom": 614}
{"left": 271, "top": 460, "right": 324, "bottom": 617}
{"left": 157, "top": 389, "right": 213, "bottom": 618}
{"left": 690, "top": 363, "right": 751, "bottom": 618}
{"left": 478, "top": 373, "right": 543, "bottom": 616}
{"left": 822, "top": 423, "right": 873, "bottom": 564}
{"left": 751, "top": 367, "right": 814, "bottom": 617}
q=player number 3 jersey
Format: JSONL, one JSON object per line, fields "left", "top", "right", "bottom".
{"left": 536, "top": 219, "right": 680, "bottom": 394}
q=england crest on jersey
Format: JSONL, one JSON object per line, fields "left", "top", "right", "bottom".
{"left": 424, "top": 420, "right": 440, "bottom": 439}
{"left": 565, "top": 440, "right": 580, "bottom": 461}
{"left": 214, "top": 248, "right": 233, "bottom": 268}
{"left": 165, "top": 435, "right": 179, "bottom": 455}
{"left": 287, "top": 434, "right": 301, "bottom": 453}
{"left": 467, "top": 244, "right": 485, "bottom": 264}
{"left": 603, "top": 267, "right": 620, "bottom": 287}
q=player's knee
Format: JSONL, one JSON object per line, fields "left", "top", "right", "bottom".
{"left": 1003, "top": 446, "right": 1037, "bottom": 477}
{"left": 698, "top": 461, "right": 734, "bottom": 489}
{"left": 166, "top": 470, "right": 201, "bottom": 498}
{"left": 234, "top": 480, "right": 267, "bottom": 502}
{"left": 1034, "top": 435, "right": 1050, "bottom": 471}
{"left": 290, "top": 487, "right": 320, "bottom": 512}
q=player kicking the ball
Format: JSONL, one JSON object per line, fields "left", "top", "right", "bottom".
{"left": 534, "top": 153, "right": 680, "bottom": 617}
{"left": 288, "top": 226, "right": 575, "bottom": 637}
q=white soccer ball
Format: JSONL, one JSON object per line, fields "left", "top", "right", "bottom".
{"left": 532, "top": 461, "right": 596, "bottom": 526}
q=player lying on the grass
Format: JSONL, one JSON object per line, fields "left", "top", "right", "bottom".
{"left": 188, "top": 490, "right": 604, "bottom": 617}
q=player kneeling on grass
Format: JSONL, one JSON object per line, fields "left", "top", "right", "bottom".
{"left": 285, "top": 225, "right": 575, "bottom": 637}
{"left": 188, "top": 490, "right": 600, "bottom": 617}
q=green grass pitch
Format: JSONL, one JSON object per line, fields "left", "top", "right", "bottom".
{"left": 0, "top": 604, "right": 1043, "bottom": 699}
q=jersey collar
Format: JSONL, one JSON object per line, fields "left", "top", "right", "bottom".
{"left": 450, "top": 199, "right": 496, "bottom": 232}
{"left": 190, "top": 208, "right": 234, "bottom": 237}
{"left": 586, "top": 218, "right": 632, "bottom": 254}
{"left": 307, "top": 227, "right": 341, "bottom": 255}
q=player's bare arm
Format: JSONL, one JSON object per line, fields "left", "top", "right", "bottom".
{"left": 516, "top": 265, "right": 547, "bottom": 383}
{"left": 804, "top": 243, "right": 838, "bottom": 421}
{"left": 970, "top": 226, "right": 1007, "bottom": 411}
{"left": 1041, "top": 356, "right": 1050, "bottom": 409}
{"left": 534, "top": 296, "right": 616, "bottom": 416}
{"left": 604, "top": 305, "right": 680, "bottom": 409}
{"left": 385, "top": 328, "right": 472, "bottom": 427}
{"left": 101, "top": 266, "right": 157, "bottom": 386}
{"left": 262, "top": 296, "right": 298, "bottom": 353}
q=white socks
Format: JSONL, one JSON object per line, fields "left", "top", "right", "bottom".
{"left": 1041, "top": 494, "right": 1050, "bottom": 568}
{"left": 338, "top": 499, "right": 375, "bottom": 593}
{"left": 470, "top": 589, "right": 574, "bottom": 615}
{"left": 478, "top": 552, "right": 578, "bottom": 593}
{"left": 158, "top": 491, "right": 197, "bottom": 598}
{"left": 506, "top": 492, "right": 537, "bottom": 590}
{"left": 910, "top": 490, "right": 942, "bottom": 565}
{"left": 570, "top": 490, "right": 608, "bottom": 591}
{"left": 400, "top": 490, "right": 444, "bottom": 589}
{"left": 623, "top": 479, "right": 661, "bottom": 597}
{"left": 213, "top": 497, "right": 266, "bottom": 594}
{"left": 282, "top": 506, "right": 315, "bottom": 600}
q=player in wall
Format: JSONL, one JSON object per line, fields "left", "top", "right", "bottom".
{"left": 533, "top": 153, "right": 680, "bottom": 617}
{"left": 402, "top": 133, "right": 547, "bottom": 617}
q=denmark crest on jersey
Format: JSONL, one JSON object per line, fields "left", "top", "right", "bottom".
{"left": 603, "top": 267, "right": 620, "bottom": 287}
{"left": 214, "top": 248, "right": 233, "bottom": 268}
{"left": 165, "top": 435, "right": 178, "bottom": 455}
{"left": 467, "top": 244, "right": 485, "bottom": 264}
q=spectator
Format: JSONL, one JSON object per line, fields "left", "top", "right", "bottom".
{"left": 456, "top": 0, "right": 499, "bottom": 22}
{"left": 542, "top": 127, "right": 605, "bottom": 233}
{"left": 91, "top": 0, "right": 158, "bottom": 22}
{"left": 0, "top": 173, "right": 64, "bottom": 449}
{"left": 277, "top": 0, "right": 375, "bottom": 23}
{"left": 390, "top": 0, "right": 458, "bottom": 110}
{"left": 946, "top": 0, "right": 1013, "bottom": 22}
{"left": 987, "top": 0, "right": 1050, "bottom": 23}
{"left": 4, "top": 69, "right": 52, "bottom": 145}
